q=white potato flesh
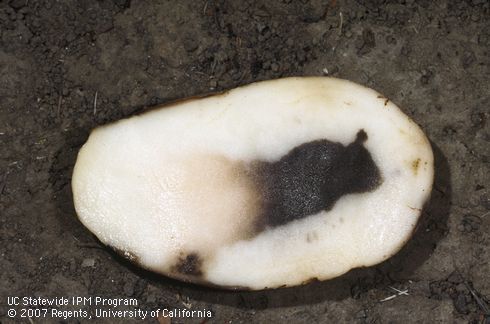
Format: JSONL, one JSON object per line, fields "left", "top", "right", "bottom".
{"left": 72, "top": 77, "right": 434, "bottom": 290}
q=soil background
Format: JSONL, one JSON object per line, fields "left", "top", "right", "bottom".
{"left": 0, "top": 0, "right": 489, "bottom": 323}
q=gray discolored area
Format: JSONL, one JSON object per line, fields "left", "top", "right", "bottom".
{"left": 172, "top": 253, "right": 204, "bottom": 277}
{"left": 0, "top": 0, "right": 488, "bottom": 323}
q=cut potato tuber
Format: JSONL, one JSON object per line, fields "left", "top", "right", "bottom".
{"left": 72, "top": 77, "right": 434, "bottom": 290}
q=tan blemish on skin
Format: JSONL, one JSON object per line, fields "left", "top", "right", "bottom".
{"left": 412, "top": 158, "right": 421, "bottom": 175}
{"left": 408, "top": 206, "right": 422, "bottom": 212}
{"left": 301, "top": 277, "right": 319, "bottom": 285}
{"left": 344, "top": 101, "right": 352, "bottom": 106}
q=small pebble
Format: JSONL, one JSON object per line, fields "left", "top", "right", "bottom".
{"left": 81, "top": 258, "right": 95, "bottom": 268}
{"left": 448, "top": 272, "right": 463, "bottom": 284}
{"left": 480, "top": 193, "right": 490, "bottom": 210}
{"left": 455, "top": 283, "right": 467, "bottom": 293}
{"left": 146, "top": 293, "right": 157, "bottom": 303}
{"left": 69, "top": 259, "right": 77, "bottom": 272}
{"left": 9, "top": 0, "right": 26, "bottom": 10}
{"left": 123, "top": 281, "right": 135, "bottom": 296}
{"left": 454, "top": 293, "right": 469, "bottom": 314}
{"left": 183, "top": 37, "right": 198, "bottom": 52}
{"left": 356, "top": 309, "right": 367, "bottom": 318}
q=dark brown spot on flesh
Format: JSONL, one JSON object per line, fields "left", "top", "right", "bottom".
{"left": 173, "top": 253, "right": 203, "bottom": 277}
{"left": 252, "top": 129, "right": 382, "bottom": 229}
{"left": 377, "top": 95, "right": 389, "bottom": 106}
{"left": 412, "top": 158, "right": 421, "bottom": 175}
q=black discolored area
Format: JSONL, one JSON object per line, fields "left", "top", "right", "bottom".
{"left": 172, "top": 253, "right": 203, "bottom": 277}
{"left": 254, "top": 129, "right": 382, "bottom": 229}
